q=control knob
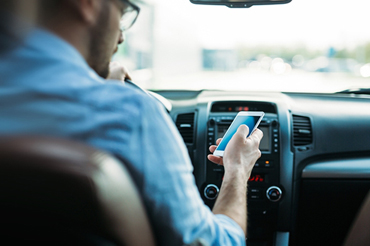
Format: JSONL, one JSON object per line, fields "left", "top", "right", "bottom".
{"left": 266, "top": 186, "right": 282, "bottom": 202}
{"left": 204, "top": 184, "right": 219, "bottom": 200}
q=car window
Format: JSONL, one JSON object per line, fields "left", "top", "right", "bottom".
{"left": 113, "top": 0, "right": 370, "bottom": 92}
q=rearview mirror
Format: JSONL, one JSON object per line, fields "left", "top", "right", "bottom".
{"left": 190, "top": 0, "right": 292, "bottom": 8}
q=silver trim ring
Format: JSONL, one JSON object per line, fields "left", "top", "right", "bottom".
{"left": 204, "top": 184, "right": 220, "bottom": 200}
{"left": 266, "top": 186, "right": 282, "bottom": 202}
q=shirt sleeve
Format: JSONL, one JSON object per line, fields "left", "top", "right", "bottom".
{"left": 136, "top": 94, "right": 246, "bottom": 246}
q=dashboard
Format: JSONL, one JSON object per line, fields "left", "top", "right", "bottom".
{"left": 155, "top": 90, "right": 370, "bottom": 246}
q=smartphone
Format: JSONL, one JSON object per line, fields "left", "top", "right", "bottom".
{"left": 213, "top": 111, "right": 265, "bottom": 157}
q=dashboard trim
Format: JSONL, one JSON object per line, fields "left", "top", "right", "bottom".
{"left": 275, "top": 99, "right": 294, "bottom": 231}
{"left": 302, "top": 158, "right": 370, "bottom": 178}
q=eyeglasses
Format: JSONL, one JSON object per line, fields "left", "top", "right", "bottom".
{"left": 118, "top": 0, "right": 140, "bottom": 32}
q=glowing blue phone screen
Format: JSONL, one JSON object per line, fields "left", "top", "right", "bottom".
{"left": 216, "top": 115, "right": 260, "bottom": 151}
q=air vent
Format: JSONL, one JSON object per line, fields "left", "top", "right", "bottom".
{"left": 176, "top": 113, "right": 195, "bottom": 144}
{"left": 293, "top": 115, "right": 313, "bottom": 146}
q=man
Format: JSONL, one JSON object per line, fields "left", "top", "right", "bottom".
{"left": 0, "top": 0, "right": 263, "bottom": 245}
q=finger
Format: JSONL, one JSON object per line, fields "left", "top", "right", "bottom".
{"left": 216, "top": 138, "right": 222, "bottom": 145}
{"left": 250, "top": 128, "right": 263, "bottom": 141}
{"left": 207, "top": 155, "right": 224, "bottom": 165}
{"left": 209, "top": 145, "right": 217, "bottom": 153}
{"left": 110, "top": 61, "right": 119, "bottom": 67}
{"left": 125, "top": 72, "right": 132, "bottom": 81}
{"left": 233, "top": 124, "right": 250, "bottom": 141}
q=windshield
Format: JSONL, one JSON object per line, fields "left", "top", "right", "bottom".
{"left": 113, "top": 0, "right": 370, "bottom": 93}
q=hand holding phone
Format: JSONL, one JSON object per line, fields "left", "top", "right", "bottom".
{"left": 213, "top": 111, "right": 265, "bottom": 157}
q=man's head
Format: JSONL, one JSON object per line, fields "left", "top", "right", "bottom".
{"left": 37, "top": 0, "right": 139, "bottom": 78}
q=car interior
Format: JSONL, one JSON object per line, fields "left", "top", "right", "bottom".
{"left": 143, "top": 0, "right": 370, "bottom": 245}
{"left": 1, "top": 0, "right": 370, "bottom": 245}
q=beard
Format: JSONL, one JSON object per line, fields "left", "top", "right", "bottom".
{"left": 88, "top": 2, "right": 115, "bottom": 79}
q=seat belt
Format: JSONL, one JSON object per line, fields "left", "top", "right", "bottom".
{"left": 343, "top": 190, "right": 370, "bottom": 246}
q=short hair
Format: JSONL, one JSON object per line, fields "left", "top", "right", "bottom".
{"left": 38, "top": 0, "right": 61, "bottom": 21}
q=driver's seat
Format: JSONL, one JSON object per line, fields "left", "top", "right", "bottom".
{"left": 0, "top": 135, "right": 156, "bottom": 246}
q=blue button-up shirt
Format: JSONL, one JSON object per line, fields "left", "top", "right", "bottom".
{"left": 0, "top": 29, "right": 245, "bottom": 246}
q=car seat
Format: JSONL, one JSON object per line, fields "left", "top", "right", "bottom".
{"left": 0, "top": 135, "right": 156, "bottom": 246}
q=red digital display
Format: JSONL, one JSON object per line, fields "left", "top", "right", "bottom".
{"left": 234, "top": 106, "right": 249, "bottom": 112}
{"left": 227, "top": 106, "right": 250, "bottom": 112}
{"left": 248, "top": 174, "right": 264, "bottom": 182}
{"left": 222, "top": 174, "right": 265, "bottom": 182}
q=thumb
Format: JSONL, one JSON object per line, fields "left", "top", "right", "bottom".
{"left": 232, "top": 125, "right": 250, "bottom": 141}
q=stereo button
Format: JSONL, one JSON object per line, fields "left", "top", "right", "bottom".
{"left": 250, "top": 188, "right": 261, "bottom": 193}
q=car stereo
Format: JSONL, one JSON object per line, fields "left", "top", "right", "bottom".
{"left": 214, "top": 119, "right": 272, "bottom": 153}
{"left": 202, "top": 102, "right": 282, "bottom": 244}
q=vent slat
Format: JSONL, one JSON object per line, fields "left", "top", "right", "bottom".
{"left": 176, "top": 113, "right": 195, "bottom": 144}
{"left": 293, "top": 115, "right": 313, "bottom": 146}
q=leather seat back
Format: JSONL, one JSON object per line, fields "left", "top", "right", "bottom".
{"left": 0, "top": 136, "right": 156, "bottom": 246}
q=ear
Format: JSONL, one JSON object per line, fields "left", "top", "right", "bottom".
{"left": 66, "top": 0, "right": 102, "bottom": 26}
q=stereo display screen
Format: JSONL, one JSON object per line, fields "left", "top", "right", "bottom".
{"left": 217, "top": 125, "right": 270, "bottom": 152}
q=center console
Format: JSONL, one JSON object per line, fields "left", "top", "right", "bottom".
{"left": 201, "top": 101, "right": 282, "bottom": 244}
